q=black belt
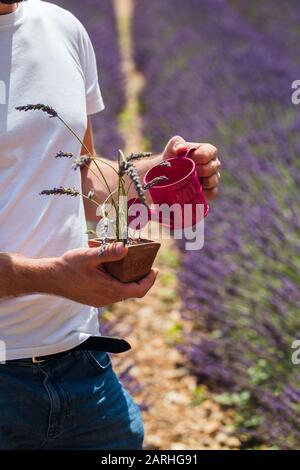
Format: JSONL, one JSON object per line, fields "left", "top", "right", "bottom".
{"left": 24, "top": 336, "right": 131, "bottom": 364}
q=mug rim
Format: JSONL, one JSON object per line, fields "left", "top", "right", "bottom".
{"left": 144, "top": 157, "right": 196, "bottom": 190}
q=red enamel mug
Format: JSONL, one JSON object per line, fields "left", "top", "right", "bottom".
{"left": 143, "top": 149, "right": 209, "bottom": 229}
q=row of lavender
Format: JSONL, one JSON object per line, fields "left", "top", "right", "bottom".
{"left": 53, "top": 0, "right": 124, "bottom": 157}
{"left": 133, "top": 0, "right": 300, "bottom": 448}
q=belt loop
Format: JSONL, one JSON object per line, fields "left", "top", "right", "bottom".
{"left": 32, "top": 357, "right": 47, "bottom": 364}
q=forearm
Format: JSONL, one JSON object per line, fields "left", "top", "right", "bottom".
{"left": 0, "top": 247, "right": 158, "bottom": 308}
{"left": 0, "top": 252, "right": 62, "bottom": 300}
{"left": 81, "top": 153, "right": 163, "bottom": 221}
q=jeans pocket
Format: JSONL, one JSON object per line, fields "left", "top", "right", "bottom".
{"left": 85, "top": 351, "right": 112, "bottom": 373}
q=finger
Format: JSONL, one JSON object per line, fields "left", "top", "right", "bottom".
{"left": 94, "top": 267, "right": 143, "bottom": 305}
{"left": 88, "top": 243, "right": 128, "bottom": 266}
{"left": 201, "top": 173, "right": 220, "bottom": 189}
{"left": 192, "top": 144, "right": 218, "bottom": 165}
{"left": 204, "top": 187, "right": 219, "bottom": 200}
{"left": 196, "top": 158, "right": 221, "bottom": 177}
{"left": 120, "top": 268, "right": 158, "bottom": 299}
{"left": 165, "top": 135, "right": 189, "bottom": 156}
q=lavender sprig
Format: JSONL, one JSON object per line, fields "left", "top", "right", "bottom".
{"left": 127, "top": 152, "right": 153, "bottom": 162}
{"left": 16, "top": 104, "right": 58, "bottom": 118}
{"left": 144, "top": 176, "right": 168, "bottom": 190}
{"left": 17, "top": 103, "right": 119, "bottom": 206}
{"left": 98, "top": 244, "right": 107, "bottom": 257}
{"left": 97, "top": 220, "right": 109, "bottom": 257}
{"left": 55, "top": 152, "right": 91, "bottom": 171}
{"left": 40, "top": 187, "right": 80, "bottom": 197}
{"left": 119, "top": 161, "right": 147, "bottom": 206}
{"left": 159, "top": 161, "right": 171, "bottom": 168}
{"left": 72, "top": 155, "right": 91, "bottom": 171}
{"left": 55, "top": 151, "right": 74, "bottom": 159}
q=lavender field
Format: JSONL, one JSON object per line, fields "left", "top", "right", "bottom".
{"left": 133, "top": 0, "right": 300, "bottom": 449}
{"left": 48, "top": 0, "right": 300, "bottom": 449}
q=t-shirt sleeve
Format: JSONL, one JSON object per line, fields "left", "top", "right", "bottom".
{"left": 78, "top": 25, "right": 105, "bottom": 116}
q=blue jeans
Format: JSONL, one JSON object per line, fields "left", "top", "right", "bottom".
{"left": 0, "top": 350, "right": 144, "bottom": 450}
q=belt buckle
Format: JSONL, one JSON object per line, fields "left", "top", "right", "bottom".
{"left": 32, "top": 357, "right": 47, "bottom": 364}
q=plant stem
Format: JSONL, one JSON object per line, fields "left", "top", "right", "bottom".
{"left": 116, "top": 151, "right": 121, "bottom": 241}
{"left": 57, "top": 116, "right": 116, "bottom": 173}
{"left": 56, "top": 114, "right": 119, "bottom": 215}
{"left": 120, "top": 175, "right": 128, "bottom": 244}
{"left": 118, "top": 150, "right": 130, "bottom": 244}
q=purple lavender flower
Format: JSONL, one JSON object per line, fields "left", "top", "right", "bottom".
{"left": 134, "top": 0, "right": 300, "bottom": 449}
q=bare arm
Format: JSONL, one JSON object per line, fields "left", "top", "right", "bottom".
{"left": 81, "top": 119, "right": 221, "bottom": 221}
{"left": 0, "top": 120, "right": 159, "bottom": 305}
{"left": 0, "top": 247, "right": 157, "bottom": 306}
{"left": 0, "top": 252, "right": 61, "bottom": 299}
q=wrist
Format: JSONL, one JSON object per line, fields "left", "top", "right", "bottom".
{"left": 21, "top": 256, "right": 64, "bottom": 297}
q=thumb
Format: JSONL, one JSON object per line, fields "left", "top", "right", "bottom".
{"left": 166, "top": 135, "right": 189, "bottom": 156}
{"left": 89, "top": 242, "right": 128, "bottom": 266}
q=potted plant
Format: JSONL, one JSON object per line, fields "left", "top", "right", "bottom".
{"left": 16, "top": 104, "right": 168, "bottom": 283}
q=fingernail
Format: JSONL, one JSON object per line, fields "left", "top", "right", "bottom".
{"left": 175, "top": 143, "right": 186, "bottom": 150}
{"left": 115, "top": 242, "right": 125, "bottom": 255}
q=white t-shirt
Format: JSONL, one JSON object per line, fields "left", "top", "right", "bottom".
{"left": 0, "top": 0, "right": 105, "bottom": 360}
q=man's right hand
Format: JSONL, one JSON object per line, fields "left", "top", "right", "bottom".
{"left": 0, "top": 244, "right": 158, "bottom": 306}
{"left": 53, "top": 243, "right": 158, "bottom": 307}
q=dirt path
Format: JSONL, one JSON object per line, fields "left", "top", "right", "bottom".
{"left": 113, "top": 0, "right": 145, "bottom": 153}
{"left": 108, "top": 0, "right": 239, "bottom": 450}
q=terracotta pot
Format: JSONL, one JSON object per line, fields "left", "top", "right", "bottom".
{"left": 88, "top": 239, "right": 161, "bottom": 283}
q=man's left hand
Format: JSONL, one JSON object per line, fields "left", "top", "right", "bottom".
{"left": 162, "top": 136, "right": 221, "bottom": 200}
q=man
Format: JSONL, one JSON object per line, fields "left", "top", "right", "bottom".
{"left": 0, "top": 0, "right": 221, "bottom": 450}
